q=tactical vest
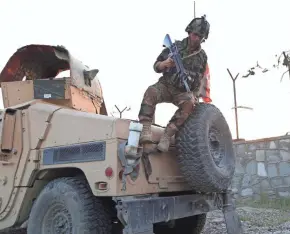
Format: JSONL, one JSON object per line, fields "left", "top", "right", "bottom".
{"left": 161, "top": 38, "right": 207, "bottom": 92}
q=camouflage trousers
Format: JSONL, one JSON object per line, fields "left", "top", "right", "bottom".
{"left": 138, "top": 81, "right": 196, "bottom": 136}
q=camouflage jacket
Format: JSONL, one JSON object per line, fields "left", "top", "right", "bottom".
{"left": 153, "top": 37, "right": 207, "bottom": 92}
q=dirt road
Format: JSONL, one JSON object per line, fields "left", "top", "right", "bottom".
{"left": 1, "top": 206, "right": 290, "bottom": 233}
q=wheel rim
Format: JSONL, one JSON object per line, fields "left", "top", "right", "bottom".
{"left": 42, "top": 203, "right": 73, "bottom": 234}
{"left": 208, "top": 127, "right": 225, "bottom": 167}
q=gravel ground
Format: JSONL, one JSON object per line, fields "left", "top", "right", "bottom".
{"left": 1, "top": 206, "right": 290, "bottom": 233}
{"left": 202, "top": 206, "right": 290, "bottom": 234}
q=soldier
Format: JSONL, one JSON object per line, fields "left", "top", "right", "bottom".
{"left": 138, "top": 15, "right": 210, "bottom": 152}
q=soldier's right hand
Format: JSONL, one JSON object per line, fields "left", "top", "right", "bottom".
{"left": 159, "top": 57, "right": 175, "bottom": 70}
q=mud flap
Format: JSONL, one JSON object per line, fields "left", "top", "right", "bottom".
{"left": 222, "top": 191, "right": 244, "bottom": 234}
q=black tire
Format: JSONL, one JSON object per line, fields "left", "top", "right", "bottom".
{"left": 175, "top": 103, "right": 236, "bottom": 192}
{"left": 27, "top": 177, "right": 112, "bottom": 234}
{"left": 154, "top": 214, "right": 207, "bottom": 234}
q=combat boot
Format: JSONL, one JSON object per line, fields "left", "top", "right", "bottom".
{"left": 139, "top": 121, "right": 152, "bottom": 144}
{"left": 157, "top": 125, "right": 177, "bottom": 152}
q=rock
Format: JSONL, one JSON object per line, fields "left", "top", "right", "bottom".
{"left": 280, "top": 138, "right": 290, "bottom": 150}
{"left": 256, "top": 150, "right": 265, "bottom": 161}
{"left": 235, "top": 160, "right": 245, "bottom": 174}
{"left": 257, "top": 162, "right": 267, "bottom": 177}
{"left": 245, "top": 161, "right": 257, "bottom": 175}
{"left": 267, "top": 164, "right": 278, "bottom": 178}
{"left": 280, "top": 150, "right": 290, "bottom": 161}
{"left": 269, "top": 141, "right": 277, "bottom": 149}
{"left": 241, "top": 188, "right": 253, "bottom": 197}
{"left": 279, "top": 162, "right": 290, "bottom": 176}
{"left": 260, "top": 180, "right": 271, "bottom": 190}
{"left": 268, "top": 155, "right": 280, "bottom": 163}
{"left": 236, "top": 144, "right": 246, "bottom": 157}
{"left": 284, "top": 176, "right": 290, "bottom": 186}
{"left": 270, "top": 178, "right": 283, "bottom": 187}
{"left": 278, "top": 191, "right": 290, "bottom": 197}
{"left": 232, "top": 188, "right": 239, "bottom": 194}
{"left": 242, "top": 174, "right": 251, "bottom": 188}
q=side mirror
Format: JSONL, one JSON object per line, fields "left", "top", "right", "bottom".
{"left": 83, "top": 69, "right": 99, "bottom": 86}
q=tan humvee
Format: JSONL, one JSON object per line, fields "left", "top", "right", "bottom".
{"left": 0, "top": 44, "right": 243, "bottom": 234}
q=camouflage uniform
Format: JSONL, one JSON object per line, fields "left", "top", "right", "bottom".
{"left": 138, "top": 16, "right": 210, "bottom": 152}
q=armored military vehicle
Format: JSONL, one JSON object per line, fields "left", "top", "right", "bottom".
{"left": 0, "top": 44, "right": 243, "bottom": 234}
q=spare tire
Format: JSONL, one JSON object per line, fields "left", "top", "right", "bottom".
{"left": 175, "top": 103, "right": 236, "bottom": 193}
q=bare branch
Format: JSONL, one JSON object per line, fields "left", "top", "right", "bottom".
{"left": 120, "top": 106, "right": 128, "bottom": 113}
{"left": 114, "top": 105, "right": 121, "bottom": 113}
{"left": 280, "top": 69, "right": 289, "bottom": 82}
{"left": 239, "top": 50, "right": 290, "bottom": 81}
{"left": 112, "top": 105, "right": 132, "bottom": 118}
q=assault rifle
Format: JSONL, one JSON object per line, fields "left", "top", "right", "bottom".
{"left": 163, "top": 34, "right": 191, "bottom": 92}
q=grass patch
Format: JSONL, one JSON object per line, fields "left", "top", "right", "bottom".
{"left": 236, "top": 192, "right": 290, "bottom": 211}
{"left": 239, "top": 215, "right": 252, "bottom": 222}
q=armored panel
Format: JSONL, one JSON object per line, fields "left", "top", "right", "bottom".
{"left": 42, "top": 141, "right": 106, "bottom": 165}
{"left": 33, "top": 79, "right": 67, "bottom": 99}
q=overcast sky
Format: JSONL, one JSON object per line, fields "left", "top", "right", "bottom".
{"left": 0, "top": 0, "right": 290, "bottom": 140}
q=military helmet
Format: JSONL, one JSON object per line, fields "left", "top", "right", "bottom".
{"left": 185, "top": 15, "right": 210, "bottom": 40}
